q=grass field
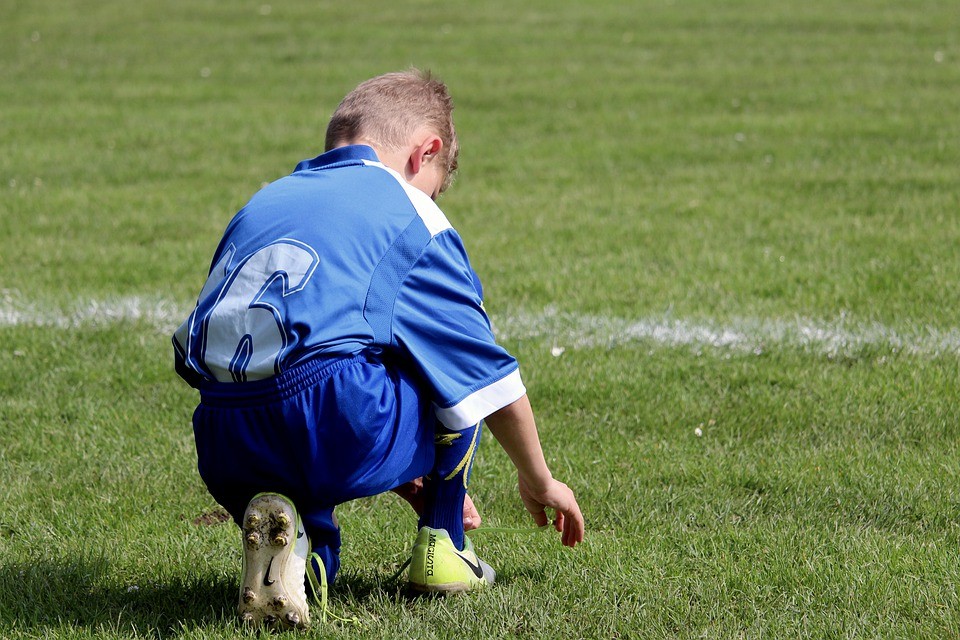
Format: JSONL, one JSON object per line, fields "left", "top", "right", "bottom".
{"left": 3, "top": 0, "right": 960, "bottom": 637}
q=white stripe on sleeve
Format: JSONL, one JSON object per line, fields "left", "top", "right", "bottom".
{"left": 434, "top": 369, "right": 526, "bottom": 431}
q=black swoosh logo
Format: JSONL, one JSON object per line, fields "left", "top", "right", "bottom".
{"left": 454, "top": 551, "right": 484, "bottom": 579}
{"left": 263, "top": 557, "right": 277, "bottom": 586}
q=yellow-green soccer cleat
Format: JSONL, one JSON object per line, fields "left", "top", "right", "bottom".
{"left": 408, "top": 526, "right": 496, "bottom": 594}
{"left": 237, "top": 493, "right": 311, "bottom": 630}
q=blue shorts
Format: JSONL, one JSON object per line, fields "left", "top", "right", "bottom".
{"left": 192, "top": 354, "right": 436, "bottom": 580}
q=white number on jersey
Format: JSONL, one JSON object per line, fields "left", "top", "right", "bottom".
{"left": 192, "top": 239, "right": 319, "bottom": 382}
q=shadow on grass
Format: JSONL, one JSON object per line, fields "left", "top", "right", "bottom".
{"left": 0, "top": 556, "right": 548, "bottom": 637}
{"left": 331, "top": 562, "right": 547, "bottom": 603}
{"left": 0, "top": 557, "right": 235, "bottom": 638}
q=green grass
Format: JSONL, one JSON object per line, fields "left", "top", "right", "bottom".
{"left": 3, "top": 0, "right": 960, "bottom": 637}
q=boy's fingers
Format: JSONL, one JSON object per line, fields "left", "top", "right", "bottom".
{"left": 463, "top": 494, "right": 481, "bottom": 530}
{"left": 553, "top": 512, "right": 564, "bottom": 533}
{"left": 561, "top": 507, "right": 585, "bottom": 547}
{"left": 530, "top": 509, "right": 549, "bottom": 527}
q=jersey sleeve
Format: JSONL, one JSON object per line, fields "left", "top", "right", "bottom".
{"left": 391, "top": 229, "right": 526, "bottom": 430}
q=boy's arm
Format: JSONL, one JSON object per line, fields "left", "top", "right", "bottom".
{"left": 484, "top": 394, "right": 585, "bottom": 548}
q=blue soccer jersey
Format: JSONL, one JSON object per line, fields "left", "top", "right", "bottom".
{"left": 173, "top": 145, "right": 525, "bottom": 430}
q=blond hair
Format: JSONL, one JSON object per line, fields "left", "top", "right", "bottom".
{"left": 325, "top": 69, "right": 459, "bottom": 192}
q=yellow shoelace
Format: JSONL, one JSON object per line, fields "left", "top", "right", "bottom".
{"left": 306, "top": 552, "right": 362, "bottom": 627}
{"left": 307, "top": 521, "right": 550, "bottom": 623}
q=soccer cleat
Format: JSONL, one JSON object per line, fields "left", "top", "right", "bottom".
{"left": 238, "top": 493, "right": 311, "bottom": 630}
{"left": 408, "top": 526, "right": 495, "bottom": 594}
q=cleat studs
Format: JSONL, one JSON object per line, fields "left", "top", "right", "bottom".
{"left": 273, "top": 534, "right": 288, "bottom": 546}
{"left": 242, "top": 587, "right": 257, "bottom": 603}
{"left": 264, "top": 614, "right": 277, "bottom": 625}
{"left": 285, "top": 612, "right": 301, "bottom": 626}
{"left": 245, "top": 531, "right": 261, "bottom": 546}
{"left": 272, "top": 595, "right": 287, "bottom": 608}
{"left": 240, "top": 612, "right": 255, "bottom": 624}
{"left": 246, "top": 514, "right": 261, "bottom": 527}
{"left": 276, "top": 513, "right": 291, "bottom": 528}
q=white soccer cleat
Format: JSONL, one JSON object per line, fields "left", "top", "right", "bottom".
{"left": 237, "top": 493, "right": 311, "bottom": 630}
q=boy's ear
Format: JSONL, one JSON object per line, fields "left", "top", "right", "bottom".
{"left": 409, "top": 135, "right": 443, "bottom": 176}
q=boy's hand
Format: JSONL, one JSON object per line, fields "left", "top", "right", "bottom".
{"left": 518, "top": 474, "right": 584, "bottom": 548}
{"left": 462, "top": 493, "right": 481, "bottom": 531}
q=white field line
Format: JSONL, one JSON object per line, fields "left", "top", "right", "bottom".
{"left": 495, "top": 308, "right": 960, "bottom": 358}
{"left": 0, "top": 290, "right": 188, "bottom": 332}
{"left": 3, "top": 290, "right": 959, "bottom": 358}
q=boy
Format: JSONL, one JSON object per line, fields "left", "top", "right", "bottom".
{"left": 172, "top": 69, "right": 584, "bottom": 631}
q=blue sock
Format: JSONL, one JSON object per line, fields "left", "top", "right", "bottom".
{"left": 418, "top": 422, "right": 482, "bottom": 551}
{"left": 303, "top": 506, "right": 341, "bottom": 584}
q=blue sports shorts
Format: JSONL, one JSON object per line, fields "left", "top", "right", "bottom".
{"left": 192, "top": 354, "right": 436, "bottom": 573}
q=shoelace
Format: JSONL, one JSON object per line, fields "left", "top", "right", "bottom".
{"left": 306, "top": 552, "right": 362, "bottom": 627}
{"left": 307, "top": 525, "right": 551, "bottom": 624}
